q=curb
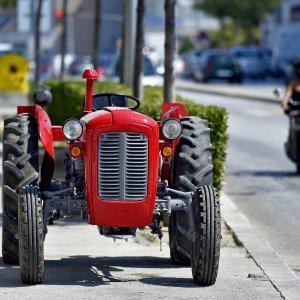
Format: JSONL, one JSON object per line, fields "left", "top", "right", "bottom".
{"left": 175, "top": 81, "right": 281, "bottom": 104}
{"left": 221, "top": 193, "right": 300, "bottom": 300}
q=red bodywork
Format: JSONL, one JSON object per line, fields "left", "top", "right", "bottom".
{"left": 81, "top": 107, "right": 159, "bottom": 227}
{"left": 17, "top": 106, "right": 65, "bottom": 161}
{"left": 17, "top": 70, "right": 190, "bottom": 228}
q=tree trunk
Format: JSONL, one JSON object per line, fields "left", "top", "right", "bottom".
{"left": 60, "top": 0, "right": 68, "bottom": 79}
{"left": 121, "top": 0, "right": 136, "bottom": 86}
{"left": 164, "top": 0, "right": 176, "bottom": 103}
{"left": 120, "top": 2, "right": 125, "bottom": 84}
{"left": 133, "top": 0, "right": 144, "bottom": 99}
{"left": 34, "top": 0, "right": 43, "bottom": 85}
{"left": 92, "top": 0, "right": 101, "bottom": 71}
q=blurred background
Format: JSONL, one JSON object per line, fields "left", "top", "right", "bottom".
{"left": 0, "top": 0, "right": 299, "bottom": 85}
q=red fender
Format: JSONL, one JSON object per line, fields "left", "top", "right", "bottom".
{"left": 162, "top": 102, "right": 189, "bottom": 121}
{"left": 36, "top": 105, "right": 55, "bottom": 160}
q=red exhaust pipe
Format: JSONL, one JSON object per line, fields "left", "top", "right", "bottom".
{"left": 82, "top": 69, "right": 99, "bottom": 113}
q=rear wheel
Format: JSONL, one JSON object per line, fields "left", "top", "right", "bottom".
{"left": 191, "top": 186, "right": 221, "bottom": 286}
{"left": 168, "top": 213, "right": 190, "bottom": 265}
{"left": 2, "top": 115, "right": 39, "bottom": 264}
{"left": 169, "top": 117, "right": 213, "bottom": 263}
{"left": 18, "top": 185, "right": 44, "bottom": 284}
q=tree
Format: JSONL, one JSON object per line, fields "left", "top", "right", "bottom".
{"left": 59, "top": 0, "right": 68, "bottom": 79}
{"left": 164, "top": 0, "right": 176, "bottom": 103}
{"left": 194, "top": 0, "right": 281, "bottom": 42}
{"left": 194, "top": 0, "right": 281, "bottom": 26}
{"left": 34, "top": 0, "right": 43, "bottom": 85}
{"left": 194, "top": 0, "right": 233, "bottom": 27}
{"left": 133, "top": 0, "right": 144, "bottom": 99}
{"left": 92, "top": 0, "right": 102, "bottom": 70}
{"left": 0, "top": 0, "right": 16, "bottom": 9}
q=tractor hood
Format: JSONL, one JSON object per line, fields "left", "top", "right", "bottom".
{"left": 80, "top": 107, "right": 158, "bottom": 140}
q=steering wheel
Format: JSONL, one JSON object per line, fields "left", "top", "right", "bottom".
{"left": 92, "top": 93, "right": 140, "bottom": 111}
{"left": 124, "top": 94, "right": 140, "bottom": 110}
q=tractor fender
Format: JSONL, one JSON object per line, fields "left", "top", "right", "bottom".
{"left": 36, "top": 105, "right": 55, "bottom": 160}
{"left": 162, "top": 103, "right": 189, "bottom": 121}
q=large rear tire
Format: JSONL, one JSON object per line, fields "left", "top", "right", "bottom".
{"left": 2, "top": 115, "right": 39, "bottom": 265}
{"left": 191, "top": 186, "right": 221, "bottom": 286}
{"left": 18, "top": 185, "right": 44, "bottom": 284}
{"left": 169, "top": 117, "right": 213, "bottom": 263}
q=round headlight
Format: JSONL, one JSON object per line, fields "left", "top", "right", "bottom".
{"left": 162, "top": 119, "right": 182, "bottom": 140}
{"left": 62, "top": 119, "right": 83, "bottom": 140}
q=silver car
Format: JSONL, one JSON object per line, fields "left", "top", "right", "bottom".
{"left": 230, "top": 46, "right": 268, "bottom": 79}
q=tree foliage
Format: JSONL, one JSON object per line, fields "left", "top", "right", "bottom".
{"left": 0, "top": 0, "right": 16, "bottom": 9}
{"left": 194, "top": 0, "right": 281, "bottom": 27}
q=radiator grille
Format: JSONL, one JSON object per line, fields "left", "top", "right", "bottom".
{"left": 98, "top": 132, "right": 148, "bottom": 201}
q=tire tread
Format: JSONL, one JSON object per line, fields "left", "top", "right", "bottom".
{"left": 2, "top": 115, "right": 38, "bottom": 265}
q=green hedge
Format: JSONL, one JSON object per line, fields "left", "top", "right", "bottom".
{"left": 40, "top": 80, "right": 228, "bottom": 192}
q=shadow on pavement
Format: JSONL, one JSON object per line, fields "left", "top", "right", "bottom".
{"left": 231, "top": 170, "right": 298, "bottom": 178}
{"left": 0, "top": 255, "right": 200, "bottom": 288}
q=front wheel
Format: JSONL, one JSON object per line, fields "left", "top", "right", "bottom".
{"left": 191, "top": 186, "right": 221, "bottom": 286}
{"left": 18, "top": 185, "right": 44, "bottom": 284}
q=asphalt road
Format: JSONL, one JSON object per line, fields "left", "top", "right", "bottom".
{"left": 178, "top": 89, "right": 300, "bottom": 280}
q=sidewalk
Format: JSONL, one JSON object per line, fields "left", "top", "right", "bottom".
{"left": 175, "top": 79, "right": 283, "bottom": 103}
{"left": 0, "top": 83, "right": 298, "bottom": 298}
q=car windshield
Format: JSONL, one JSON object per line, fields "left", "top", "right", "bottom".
{"left": 210, "top": 55, "right": 233, "bottom": 65}
{"left": 114, "top": 56, "right": 155, "bottom": 76}
{"left": 236, "top": 51, "right": 262, "bottom": 58}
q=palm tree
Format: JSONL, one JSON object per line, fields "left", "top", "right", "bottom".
{"left": 164, "top": 0, "right": 176, "bottom": 103}
{"left": 133, "top": 0, "right": 145, "bottom": 99}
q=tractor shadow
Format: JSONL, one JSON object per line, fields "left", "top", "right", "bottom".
{"left": 0, "top": 255, "right": 199, "bottom": 288}
{"left": 44, "top": 255, "right": 197, "bottom": 287}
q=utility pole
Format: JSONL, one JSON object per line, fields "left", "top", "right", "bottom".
{"left": 164, "top": 0, "right": 176, "bottom": 103}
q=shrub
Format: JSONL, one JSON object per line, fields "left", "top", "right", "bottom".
{"left": 40, "top": 80, "right": 228, "bottom": 191}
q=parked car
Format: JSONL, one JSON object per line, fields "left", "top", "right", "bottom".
{"left": 108, "top": 54, "right": 163, "bottom": 86}
{"left": 156, "top": 54, "right": 186, "bottom": 78}
{"left": 193, "top": 49, "right": 241, "bottom": 83}
{"left": 181, "top": 49, "right": 203, "bottom": 78}
{"left": 68, "top": 56, "right": 93, "bottom": 75}
{"left": 229, "top": 45, "right": 267, "bottom": 79}
{"left": 52, "top": 53, "right": 76, "bottom": 78}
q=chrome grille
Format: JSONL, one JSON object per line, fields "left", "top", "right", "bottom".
{"left": 98, "top": 132, "right": 148, "bottom": 201}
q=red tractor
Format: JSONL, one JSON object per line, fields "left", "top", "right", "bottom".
{"left": 1, "top": 70, "right": 221, "bottom": 285}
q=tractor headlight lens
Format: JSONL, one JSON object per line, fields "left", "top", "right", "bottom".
{"left": 62, "top": 119, "right": 83, "bottom": 140}
{"left": 162, "top": 119, "right": 182, "bottom": 140}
